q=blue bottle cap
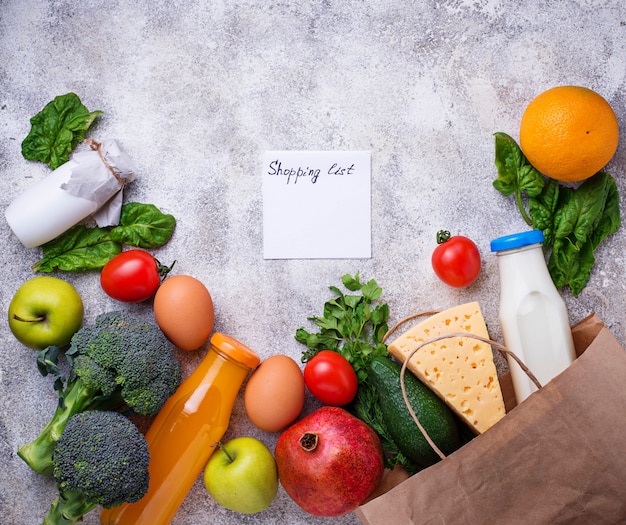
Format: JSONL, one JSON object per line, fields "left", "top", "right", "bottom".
{"left": 490, "top": 230, "right": 544, "bottom": 252}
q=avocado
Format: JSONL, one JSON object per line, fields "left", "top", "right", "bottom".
{"left": 369, "top": 355, "right": 460, "bottom": 467}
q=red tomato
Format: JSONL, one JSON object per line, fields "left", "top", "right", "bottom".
{"left": 431, "top": 230, "right": 481, "bottom": 288}
{"left": 100, "top": 250, "right": 174, "bottom": 303}
{"left": 304, "top": 350, "right": 358, "bottom": 406}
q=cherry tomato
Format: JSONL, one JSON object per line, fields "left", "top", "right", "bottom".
{"left": 100, "top": 250, "right": 174, "bottom": 303}
{"left": 304, "top": 350, "right": 358, "bottom": 406}
{"left": 431, "top": 230, "right": 481, "bottom": 288}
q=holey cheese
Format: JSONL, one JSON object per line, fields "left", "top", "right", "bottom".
{"left": 387, "top": 302, "right": 505, "bottom": 434}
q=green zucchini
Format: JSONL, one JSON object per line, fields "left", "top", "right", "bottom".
{"left": 369, "top": 355, "right": 461, "bottom": 467}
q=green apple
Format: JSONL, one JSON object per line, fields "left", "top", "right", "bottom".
{"left": 8, "top": 276, "right": 84, "bottom": 350}
{"left": 204, "top": 437, "right": 278, "bottom": 514}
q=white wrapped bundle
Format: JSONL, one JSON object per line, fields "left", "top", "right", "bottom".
{"left": 5, "top": 139, "right": 136, "bottom": 248}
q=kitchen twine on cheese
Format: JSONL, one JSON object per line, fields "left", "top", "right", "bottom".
{"left": 84, "top": 138, "right": 127, "bottom": 185}
{"left": 383, "top": 313, "right": 543, "bottom": 461}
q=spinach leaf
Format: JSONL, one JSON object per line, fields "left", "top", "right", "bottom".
{"left": 547, "top": 173, "right": 621, "bottom": 296}
{"left": 548, "top": 237, "right": 595, "bottom": 296}
{"left": 32, "top": 225, "right": 121, "bottom": 272}
{"left": 590, "top": 174, "right": 621, "bottom": 249}
{"left": 110, "top": 202, "right": 176, "bottom": 248}
{"left": 493, "top": 132, "right": 621, "bottom": 297}
{"left": 21, "top": 93, "right": 103, "bottom": 170}
{"left": 32, "top": 202, "right": 176, "bottom": 272}
{"left": 553, "top": 173, "right": 611, "bottom": 245}
{"left": 528, "top": 178, "right": 561, "bottom": 245}
{"left": 493, "top": 132, "right": 545, "bottom": 225}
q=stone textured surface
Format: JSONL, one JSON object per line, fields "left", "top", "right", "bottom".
{"left": 1, "top": 1, "right": 626, "bottom": 524}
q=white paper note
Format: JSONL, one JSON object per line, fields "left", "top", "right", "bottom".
{"left": 262, "top": 150, "right": 371, "bottom": 259}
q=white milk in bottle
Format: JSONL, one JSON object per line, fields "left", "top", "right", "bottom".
{"left": 490, "top": 230, "right": 576, "bottom": 403}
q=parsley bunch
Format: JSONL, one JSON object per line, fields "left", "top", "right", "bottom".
{"left": 296, "top": 272, "right": 389, "bottom": 382}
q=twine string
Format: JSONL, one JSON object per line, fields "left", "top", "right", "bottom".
{"left": 84, "top": 138, "right": 126, "bottom": 185}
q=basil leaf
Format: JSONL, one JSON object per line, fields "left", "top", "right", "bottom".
{"left": 32, "top": 225, "right": 122, "bottom": 272}
{"left": 21, "top": 93, "right": 103, "bottom": 169}
{"left": 110, "top": 202, "right": 176, "bottom": 248}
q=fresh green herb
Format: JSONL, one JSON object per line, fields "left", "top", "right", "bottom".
{"left": 296, "top": 272, "right": 419, "bottom": 473}
{"left": 21, "top": 93, "right": 103, "bottom": 169}
{"left": 32, "top": 202, "right": 176, "bottom": 273}
{"left": 296, "top": 272, "right": 389, "bottom": 382}
{"left": 493, "top": 132, "right": 621, "bottom": 297}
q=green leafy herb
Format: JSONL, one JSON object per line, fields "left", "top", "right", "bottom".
{"left": 21, "top": 93, "right": 103, "bottom": 169}
{"left": 296, "top": 271, "right": 389, "bottom": 383}
{"left": 296, "top": 272, "right": 419, "bottom": 472}
{"left": 32, "top": 202, "right": 176, "bottom": 272}
{"left": 493, "top": 132, "right": 621, "bottom": 296}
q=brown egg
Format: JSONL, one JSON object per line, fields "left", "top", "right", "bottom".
{"left": 244, "top": 355, "right": 305, "bottom": 432}
{"left": 153, "top": 275, "right": 214, "bottom": 351}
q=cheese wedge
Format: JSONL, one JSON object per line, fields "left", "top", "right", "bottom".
{"left": 387, "top": 302, "right": 505, "bottom": 434}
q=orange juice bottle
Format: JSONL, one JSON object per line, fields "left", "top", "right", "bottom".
{"left": 100, "top": 332, "right": 260, "bottom": 525}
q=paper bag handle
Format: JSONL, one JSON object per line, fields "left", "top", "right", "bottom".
{"left": 383, "top": 314, "right": 543, "bottom": 461}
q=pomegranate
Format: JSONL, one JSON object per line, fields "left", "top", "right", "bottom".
{"left": 274, "top": 406, "right": 384, "bottom": 517}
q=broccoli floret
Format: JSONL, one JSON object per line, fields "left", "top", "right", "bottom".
{"left": 43, "top": 410, "right": 149, "bottom": 525}
{"left": 19, "top": 311, "right": 181, "bottom": 475}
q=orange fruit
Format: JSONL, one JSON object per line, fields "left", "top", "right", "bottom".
{"left": 519, "top": 86, "right": 619, "bottom": 182}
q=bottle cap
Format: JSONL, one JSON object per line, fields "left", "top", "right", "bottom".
{"left": 490, "top": 230, "right": 544, "bottom": 252}
{"left": 210, "top": 332, "right": 261, "bottom": 370}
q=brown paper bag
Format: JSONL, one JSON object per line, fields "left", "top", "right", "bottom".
{"left": 355, "top": 313, "right": 626, "bottom": 525}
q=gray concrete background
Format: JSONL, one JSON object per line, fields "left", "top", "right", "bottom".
{"left": 1, "top": 1, "right": 625, "bottom": 524}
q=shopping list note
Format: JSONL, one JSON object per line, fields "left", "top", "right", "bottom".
{"left": 263, "top": 151, "right": 371, "bottom": 259}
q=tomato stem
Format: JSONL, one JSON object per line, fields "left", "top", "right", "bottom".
{"left": 436, "top": 230, "right": 451, "bottom": 244}
{"left": 156, "top": 259, "right": 177, "bottom": 280}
